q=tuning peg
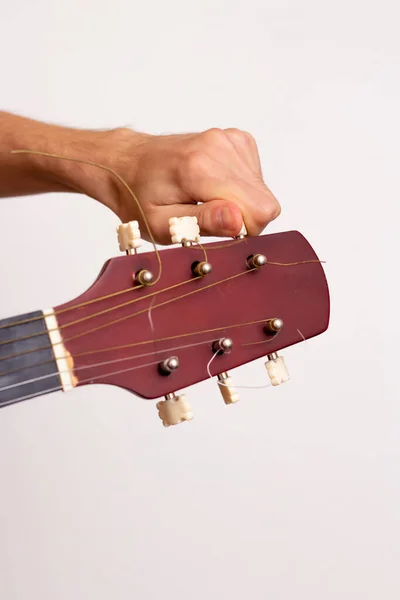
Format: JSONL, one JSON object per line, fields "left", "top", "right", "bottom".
{"left": 217, "top": 372, "right": 240, "bottom": 405}
{"left": 247, "top": 253, "right": 268, "bottom": 269}
{"left": 169, "top": 216, "right": 201, "bottom": 245}
{"left": 158, "top": 356, "right": 180, "bottom": 375}
{"left": 264, "top": 318, "right": 284, "bottom": 335}
{"left": 117, "top": 221, "right": 142, "bottom": 254}
{"left": 265, "top": 353, "right": 290, "bottom": 386}
{"left": 212, "top": 337, "right": 233, "bottom": 355}
{"left": 156, "top": 392, "right": 194, "bottom": 427}
{"left": 192, "top": 261, "right": 212, "bottom": 277}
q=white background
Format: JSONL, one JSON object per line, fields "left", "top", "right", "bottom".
{"left": 0, "top": 1, "right": 398, "bottom": 598}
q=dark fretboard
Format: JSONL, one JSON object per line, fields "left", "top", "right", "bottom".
{"left": 0, "top": 311, "right": 61, "bottom": 408}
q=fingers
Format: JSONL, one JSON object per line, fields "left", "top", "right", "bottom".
{"left": 147, "top": 200, "right": 245, "bottom": 244}
{"left": 116, "top": 126, "right": 281, "bottom": 245}
{"left": 179, "top": 155, "right": 280, "bottom": 238}
{"left": 223, "top": 128, "right": 262, "bottom": 172}
{"left": 178, "top": 200, "right": 244, "bottom": 237}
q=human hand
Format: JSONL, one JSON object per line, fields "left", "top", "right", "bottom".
{"left": 81, "top": 127, "right": 280, "bottom": 245}
{"left": 2, "top": 114, "right": 280, "bottom": 245}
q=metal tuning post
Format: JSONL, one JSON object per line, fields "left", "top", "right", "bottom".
{"left": 264, "top": 318, "right": 284, "bottom": 335}
{"left": 135, "top": 269, "right": 154, "bottom": 286}
{"left": 156, "top": 393, "right": 194, "bottom": 427}
{"left": 265, "top": 353, "right": 290, "bottom": 386}
{"left": 211, "top": 338, "right": 239, "bottom": 404}
{"left": 233, "top": 222, "right": 247, "bottom": 240}
{"left": 247, "top": 253, "right": 267, "bottom": 269}
{"left": 117, "top": 221, "right": 142, "bottom": 254}
{"left": 212, "top": 337, "right": 233, "bottom": 355}
{"left": 169, "top": 216, "right": 201, "bottom": 246}
{"left": 158, "top": 356, "right": 179, "bottom": 376}
{"left": 192, "top": 261, "right": 212, "bottom": 277}
{"left": 217, "top": 372, "right": 240, "bottom": 405}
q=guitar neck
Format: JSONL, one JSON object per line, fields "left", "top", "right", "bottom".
{"left": 0, "top": 310, "right": 61, "bottom": 408}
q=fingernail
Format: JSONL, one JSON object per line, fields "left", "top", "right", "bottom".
{"left": 217, "top": 206, "right": 235, "bottom": 232}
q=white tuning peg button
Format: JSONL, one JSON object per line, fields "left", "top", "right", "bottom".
{"left": 169, "top": 216, "right": 200, "bottom": 245}
{"left": 217, "top": 372, "right": 240, "bottom": 405}
{"left": 156, "top": 393, "right": 194, "bottom": 427}
{"left": 265, "top": 353, "right": 290, "bottom": 386}
{"left": 117, "top": 221, "right": 142, "bottom": 253}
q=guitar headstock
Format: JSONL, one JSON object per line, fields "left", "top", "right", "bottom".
{"left": 55, "top": 230, "right": 329, "bottom": 420}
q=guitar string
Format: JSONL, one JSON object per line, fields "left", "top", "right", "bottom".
{"left": 0, "top": 338, "right": 218, "bottom": 393}
{"left": 0, "top": 276, "right": 196, "bottom": 348}
{"left": 0, "top": 268, "right": 257, "bottom": 364}
{"left": 0, "top": 241, "right": 211, "bottom": 331}
{"left": 0, "top": 316, "right": 282, "bottom": 402}
{"left": 0, "top": 329, "right": 280, "bottom": 407}
{"left": 0, "top": 152, "right": 324, "bottom": 405}
{"left": 1, "top": 148, "right": 167, "bottom": 332}
{"left": 0, "top": 251, "right": 324, "bottom": 368}
{"left": 206, "top": 350, "right": 273, "bottom": 390}
{"left": 0, "top": 282, "right": 144, "bottom": 330}
{"left": 0, "top": 257, "right": 323, "bottom": 349}
{"left": 0, "top": 241, "right": 274, "bottom": 333}
{"left": 11, "top": 149, "right": 164, "bottom": 281}
{"left": 5, "top": 151, "right": 325, "bottom": 376}
{"left": 0, "top": 240, "right": 234, "bottom": 333}
{"left": 0, "top": 315, "right": 278, "bottom": 382}
{"left": 0, "top": 243, "right": 257, "bottom": 334}
{"left": 2, "top": 148, "right": 245, "bottom": 331}
{"left": 0, "top": 358, "right": 164, "bottom": 408}
{"left": 242, "top": 329, "right": 282, "bottom": 346}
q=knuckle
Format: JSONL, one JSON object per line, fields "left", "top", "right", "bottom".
{"left": 201, "top": 127, "right": 226, "bottom": 147}
{"left": 227, "top": 128, "right": 256, "bottom": 147}
{"left": 184, "top": 150, "right": 212, "bottom": 179}
{"left": 111, "top": 126, "right": 133, "bottom": 141}
{"left": 273, "top": 200, "right": 282, "bottom": 219}
{"left": 254, "top": 197, "right": 281, "bottom": 227}
{"left": 242, "top": 130, "right": 257, "bottom": 147}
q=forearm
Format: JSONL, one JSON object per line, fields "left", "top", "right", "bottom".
{"left": 0, "top": 112, "right": 129, "bottom": 212}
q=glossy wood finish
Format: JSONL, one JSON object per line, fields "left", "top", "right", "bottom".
{"left": 0, "top": 311, "right": 60, "bottom": 407}
{"left": 55, "top": 231, "right": 329, "bottom": 399}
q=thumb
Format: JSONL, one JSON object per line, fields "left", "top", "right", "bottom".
{"left": 172, "top": 200, "right": 245, "bottom": 238}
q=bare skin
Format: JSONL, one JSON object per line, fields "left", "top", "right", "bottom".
{"left": 0, "top": 111, "right": 280, "bottom": 244}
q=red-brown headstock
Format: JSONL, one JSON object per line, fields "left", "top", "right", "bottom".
{"left": 55, "top": 231, "right": 329, "bottom": 399}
